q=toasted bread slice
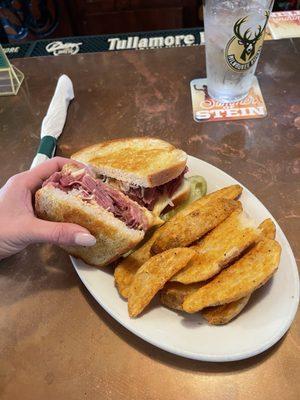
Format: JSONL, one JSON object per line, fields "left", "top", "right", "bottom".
{"left": 71, "top": 137, "right": 187, "bottom": 188}
{"left": 35, "top": 186, "right": 145, "bottom": 267}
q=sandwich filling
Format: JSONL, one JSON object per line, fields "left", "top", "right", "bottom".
{"left": 98, "top": 167, "right": 188, "bottom": 210}
{"left": 43, "top": 168, "right": 150, "bottom": 231}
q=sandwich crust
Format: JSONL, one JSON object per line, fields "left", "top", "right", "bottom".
{"left": 35, "top": 186, "right": 144, "bottom": 266}
{"left": 71, "top": 137, "right": 187, "bottom": 188}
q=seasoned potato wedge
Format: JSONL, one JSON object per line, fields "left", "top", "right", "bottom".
{"left": 201, "top": 295, "right": 251, "bottom": 325}
{"left": 171, "top": 211, "right": 260, "bottom": 284}
{"left": 258, "top": 218, "right": 276, "bottom": 240}
{"left": 160, "top": 282, "right": 203, "bottom": 311}
{"left": 200, "top": 218, "right": 277, "bottom": 324}
{"left": 176, "top": 184, "right": 243, "bottom": 218}
{"left": 161, "top": 283, "right": 251, "bottom": 325}
{"left": 114, "top": 232, "right": 159, "bottom": 299}
{"left": 128, "top": 248, "right": 195, "bottom": 317}
{"left": 183, "top": 239, "right": 281, "bottom": 313}
{"left": 115, "top": 186, "right": 245, "bottom": 299}
{"left": 151, "top": 198, "right": 241, "bottom": 254}
{"left": 113, "top": 180, "right": 281, "bottom": 325}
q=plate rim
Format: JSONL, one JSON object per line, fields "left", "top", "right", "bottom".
{"left": 71, "top": 155, "right": 299, "bottom": 362}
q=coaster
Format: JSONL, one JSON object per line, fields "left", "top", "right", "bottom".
{"left": 268, "top": 10, "right": 300, "bottom": 39}
{"left": 190, "top": 77, "right": 267, "bottom": 123}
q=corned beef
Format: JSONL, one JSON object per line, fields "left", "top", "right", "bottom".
{"left": 43, "top": 169, "right": 149, "bottom": 230}
{"left": 122, "top": 167, "right": 187, "bottom": 210}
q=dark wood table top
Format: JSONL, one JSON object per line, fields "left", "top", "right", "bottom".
{"left": 0, "top": 39, "right": 299, "bottom": 400}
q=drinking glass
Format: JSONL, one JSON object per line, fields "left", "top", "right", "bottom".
{"left": 204, "top": 0, "right": 274, "bottom": 103}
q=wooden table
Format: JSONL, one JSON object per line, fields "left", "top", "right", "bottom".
{"left": 0, "top": 39, "right": 299, "bottom": 400}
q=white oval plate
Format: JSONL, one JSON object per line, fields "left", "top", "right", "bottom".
{"left": 71, "top": 155, "right": 299, "bottom": 362}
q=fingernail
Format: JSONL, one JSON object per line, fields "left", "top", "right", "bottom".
{"left": 74, "top": 233, "right": 96, "bottom": 246}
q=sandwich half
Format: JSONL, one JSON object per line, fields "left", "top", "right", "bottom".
{"left": 35, "top": 163, "right": 155, "bottom": 266}
{"left": 71, "top": 137, "right": 190, "bottom": 216}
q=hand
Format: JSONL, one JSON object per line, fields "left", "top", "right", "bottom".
{"left": 0, "top": 157, "right": 96, "bottom": 260}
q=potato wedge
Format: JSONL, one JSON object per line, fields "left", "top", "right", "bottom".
{"left": 160, "top": 282, "right": 203, "bottom": 311}
{"left": 201, "top": 295, "right": 251, "bottom": 325}
{"left": 200, "top": 219, "right": 277, "bottom": 324}
{"left": 114, "top": 232, "right": 159, "bottom": 299}
{"left": 115, "top": 185, "right": 245, "bottom": 298}
{"left": 151, "top": 198, "right": 241, "bottom": 255}
{"left": 161, "top": 283, "right": 251, "bottom": 325}
{"left": 176, "top": 184, "right": 243, "bottom": 218}
{"left": 258, "top": 218, "right": 276, "bottom": 240}
{"left": 183, "top": 239, "right": 281, "bottom": 313}
{"left": 171, "top": 210, "right": 260, "bottom": 284}
{"left": 128, "top": 248, "right": 195, "bottom": 317}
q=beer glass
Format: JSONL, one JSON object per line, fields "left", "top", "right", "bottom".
{"left": 204, "top": 0, "right": 274, "bottom": 103}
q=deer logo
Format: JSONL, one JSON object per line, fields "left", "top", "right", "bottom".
{"left": 225, "top": 11, "right": 270, "bottom": 72}
{"left": 234, "top": 12, "right": 269, "bottom": 62}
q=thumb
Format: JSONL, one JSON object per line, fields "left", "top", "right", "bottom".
{"left": 30, "top": 219, "right": 96, "bottom": 247}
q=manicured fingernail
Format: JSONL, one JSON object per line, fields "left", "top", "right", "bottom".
{"left": 74, "top": 233, "right": 96, "bottom": 246}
